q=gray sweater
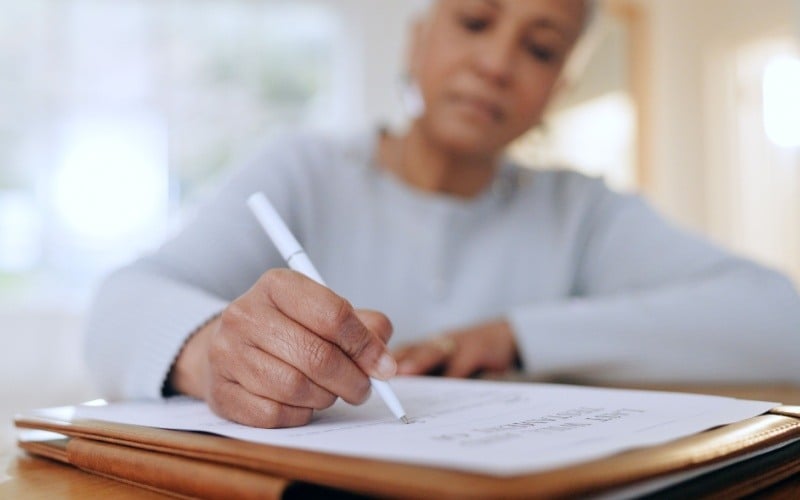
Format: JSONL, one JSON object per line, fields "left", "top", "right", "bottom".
{"left": 84, "top": 129, "right": 800, "bottom": 400}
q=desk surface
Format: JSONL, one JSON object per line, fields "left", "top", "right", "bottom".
{"left": 2, "top": 383, "right": 799, "bottom": 499}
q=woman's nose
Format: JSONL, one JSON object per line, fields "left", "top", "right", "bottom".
{"left": 472, "top": 31, "right": 517, "bottom": 86}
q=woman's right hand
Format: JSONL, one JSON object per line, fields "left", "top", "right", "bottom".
{"left": 168, "top": 268, "right": 396, "bottom": 428}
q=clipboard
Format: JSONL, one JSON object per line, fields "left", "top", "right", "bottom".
{"left": 15, "top": 403, "right": 800, "bottom": 499}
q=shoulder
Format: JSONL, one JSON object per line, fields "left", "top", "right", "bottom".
{"left": 535, "top": 167, "right": 606, "bottom": 195}
{"left": 514, "top": 166, "right": 615, "bottom": 212}
{"left": 245, "top": 128, "right": 346, "bottom": 167}
{"left": 222, "top": 127, "right": 372, "bottom": 189}
{"left": 261, "top": 127, "right": 371, "bottom": 163}
{"left": 506, "top": 165, "right": 657, "bottom": 241}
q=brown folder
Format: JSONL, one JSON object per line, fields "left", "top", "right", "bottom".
{"left": 15, "top": 403, "right": 800, "bottom": 499}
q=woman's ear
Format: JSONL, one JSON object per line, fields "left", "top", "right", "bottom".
{"left": 398, "top": 8, "right": 433, "bottom": 122}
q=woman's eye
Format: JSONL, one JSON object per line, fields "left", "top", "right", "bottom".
{"left": 460, "top": 15, "right": 490, "bottom": 32}
{"left": 527, "top": 44, "right": 557, "bottom": 63}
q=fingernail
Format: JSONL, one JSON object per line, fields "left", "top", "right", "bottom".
{"left": 375, "top": 352, "right": 397, "bottom": 379}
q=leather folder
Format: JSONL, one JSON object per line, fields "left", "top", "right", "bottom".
{"left": 15, "top": 405, "right": 800, "bottom": 499}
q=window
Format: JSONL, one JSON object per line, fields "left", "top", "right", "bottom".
{"left": 729, "top": 40, "right": 800, "bottom": 284}
{"left": 0, "top": 0, "right": 350, "bottom": 308}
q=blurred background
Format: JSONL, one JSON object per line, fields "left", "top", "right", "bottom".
{"left": 0, "top": 0, "right": 798, "bottom": 449}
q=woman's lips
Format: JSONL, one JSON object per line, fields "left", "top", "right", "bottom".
{"left": 450, "top": 94, "right": 504, "bottom": 123}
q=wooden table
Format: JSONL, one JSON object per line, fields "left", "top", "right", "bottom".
{"left": 2, "top": 384, "right": 799, "bottom": 498}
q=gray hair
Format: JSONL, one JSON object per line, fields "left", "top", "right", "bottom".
{"left": 411, "top": 0, "right": 598, "bottom": 35}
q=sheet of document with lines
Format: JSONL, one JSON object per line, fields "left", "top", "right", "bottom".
{"left": 72, "top": 377, "right": 777, "bottom": 475}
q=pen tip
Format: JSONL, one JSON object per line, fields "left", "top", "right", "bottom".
{"left": 400, "top": 416, "right": 410, "bottom": 424}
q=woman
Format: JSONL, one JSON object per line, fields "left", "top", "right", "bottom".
{"left": 85, "top": 0, "right": 800, "bottom": 428}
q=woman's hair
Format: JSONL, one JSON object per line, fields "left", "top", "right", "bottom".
{"left": 410, "top": 0, "right": 598, "bottom": 36}
{"left": 582, "top": 0, "right": 599, "bottom": 35}
{"left": 560, "top": 1, "right": 604, "bottom": 88}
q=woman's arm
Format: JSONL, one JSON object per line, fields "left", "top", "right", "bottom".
{"left": 510, "top": 187, "right": 800, "bottom": 383}
{"left": 396, "top": 180, "right": 800, "bottom": 383}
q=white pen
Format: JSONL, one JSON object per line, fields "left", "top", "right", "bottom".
{"left": 247, "top": 191, "right": 409, "bottom": 424}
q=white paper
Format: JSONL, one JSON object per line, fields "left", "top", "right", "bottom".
{"left": 70, "top": 377, "right": 777, "bottom": 476}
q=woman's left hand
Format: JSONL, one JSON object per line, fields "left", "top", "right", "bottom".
{"left": 393, "top": 319, "right": 519, "bottom": 377}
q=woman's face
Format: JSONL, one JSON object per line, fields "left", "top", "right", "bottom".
{"left": 410, "top": 0, "right": 586, "bottom": 157}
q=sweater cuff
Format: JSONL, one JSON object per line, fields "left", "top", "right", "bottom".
{"left": 123, "top": 287, "right": 228, "bottom": 400}
{"left": 161, "top": 311, "right": 222, "bottom": 397}
{"left": 506, "top": 297, "right": 641, "bottom": 379}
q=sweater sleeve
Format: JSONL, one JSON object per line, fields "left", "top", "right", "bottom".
{"left": 83, "top": 133, "right": 311, "bottom": 400}
{"left": 507, "top": 179, "right": 800, "bottom": 383}
{"left": 84, "top": 265, "right": 229, "bottom": 400}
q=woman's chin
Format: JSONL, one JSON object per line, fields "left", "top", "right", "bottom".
{"left": 435, "top": 127, "right": 505, "bottom": 157}
{"left": 416, "top": 113, "right": 510, "bottom": 157}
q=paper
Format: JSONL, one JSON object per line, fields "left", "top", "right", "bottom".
{"left": 71, "top": 377, "right": 777, "bottom": 476}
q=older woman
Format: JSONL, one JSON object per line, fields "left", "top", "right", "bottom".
{"left": 85, "top": 0, "right": 800, "bottom": 428}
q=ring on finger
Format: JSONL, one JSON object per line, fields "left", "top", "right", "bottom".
{"left": 429, "top": 336, "right": 456, "bottom": 357}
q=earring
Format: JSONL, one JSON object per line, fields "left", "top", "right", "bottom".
{"left": 398, "top": 74, "right": 425, "bottom": 120}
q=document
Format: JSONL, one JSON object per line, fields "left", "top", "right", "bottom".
{"left": 68, "top": 377, "right": 776, "bottom": 476}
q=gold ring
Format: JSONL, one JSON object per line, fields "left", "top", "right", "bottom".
{"left": 430, "top": 336, "right": 456, "bottom": 357}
